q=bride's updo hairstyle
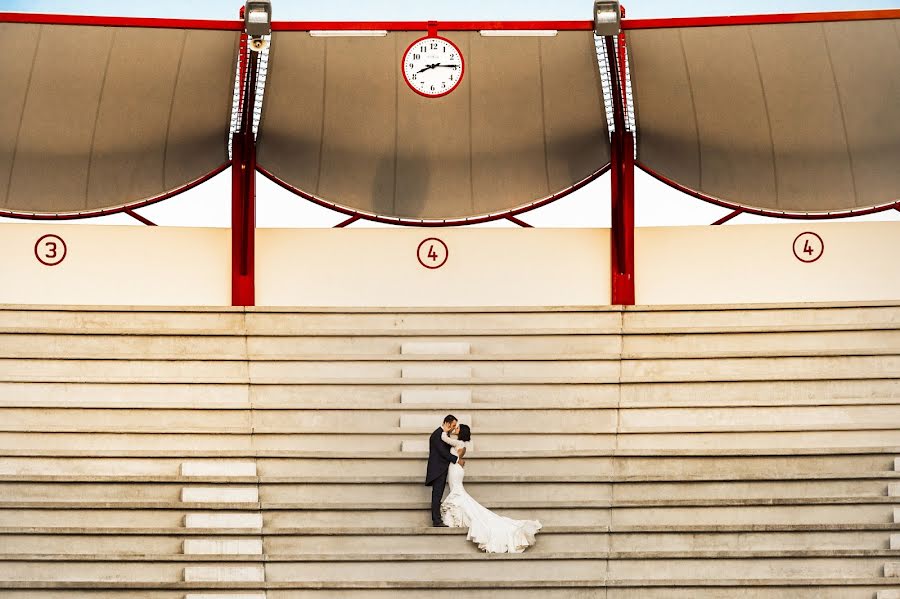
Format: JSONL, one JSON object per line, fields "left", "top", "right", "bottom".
{"left": 457, "top": 424, "right": 471, "bottom": 442}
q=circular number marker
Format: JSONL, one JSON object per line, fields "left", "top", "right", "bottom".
{"left": 417, "top": 238, "right": 449, "bottom": 269}
{"left": 34, "top": 234, "right": 67, "bottom": 266}
{"left": 792, "top": 232, "right": 824, "bottom": 263}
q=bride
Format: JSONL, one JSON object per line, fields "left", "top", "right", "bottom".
{"left": 440, "top": 424, "right": 542, "bottom": 553}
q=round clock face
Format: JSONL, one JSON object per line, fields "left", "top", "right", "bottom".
{"left": 402, "top": 36, "right": 464, "bottom": 98}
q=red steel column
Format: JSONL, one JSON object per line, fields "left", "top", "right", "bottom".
{"left": 605, "top": 29, "right": 635, "bottom": 305}
{"left": 231, "top": 32, "right": 257, "bottom": 306}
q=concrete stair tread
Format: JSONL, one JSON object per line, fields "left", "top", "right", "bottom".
{"left": 1, "top": 577, "right": 898, "bottom": 589}
{"left": 3, "top": 523, "right": 898, "bottom": 534}
{"left": 8, "top": 396, "right": 900, "bottom": 409}
{"left": 4, "top": 549, "right": 900, "bottom": 561}
{"left": 2, "top": 472, "right": 899, "bottom": 483}
{"left": 2, "top": 496, "right": 896, "bottom": 509}
{"left": 10, "top": 397, "right": 900, "bottom": 410}
{"left": 2, "top": 446, "right": 897, "bottom": 457}
{"left": 8, "top": 350, "right": 900, "bottom": 360}
{"left": 4, "top": 300, "right": 897, "bottom": 311}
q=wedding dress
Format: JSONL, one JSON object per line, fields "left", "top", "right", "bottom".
{"left": 439, "top": 435, "right": 542, "bottom": 553}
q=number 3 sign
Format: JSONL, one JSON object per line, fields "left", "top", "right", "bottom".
{"left": 792, "top": 232, "right": 824, "bottom": 263}
{"left": 417, "top": 238, "right": 448, "bottom": 269}
{"left": 34, "top": 234, "right": 67, "bottom": 266}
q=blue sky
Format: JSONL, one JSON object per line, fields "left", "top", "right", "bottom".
{"left": 1, "top": 0, "right": 898, "bottom": 20}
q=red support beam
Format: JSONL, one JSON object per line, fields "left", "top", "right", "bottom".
{"left": 231, "top": 33, "right": 257, "bottom": 307}
{"left": 712, "top": 209, "right": 743, "bottom": 225}
{"left": 506, "top": 215, "right": 533, "bottom": 228}
{"left": 335, "top": 215, "right": 360, "bottom": 228}
{"left": 605, "top": 31, "right": 635, "bottom": 306}
{"left": 124, "top": 209, "right": 157, "bottom": 226}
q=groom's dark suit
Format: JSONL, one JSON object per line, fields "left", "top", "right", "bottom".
{"left": 425, "top": 426, "right": 458, "bottom": 525}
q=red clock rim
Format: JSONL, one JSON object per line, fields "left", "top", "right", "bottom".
{"left": 401, "top": 34, "right": 465, "bottom": 99}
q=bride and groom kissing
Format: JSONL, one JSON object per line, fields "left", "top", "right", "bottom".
{"left": 425, "top": 414, "right": 542, "bottom": 553}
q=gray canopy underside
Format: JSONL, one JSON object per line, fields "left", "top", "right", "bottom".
{"left": 0, "top": 23, "right": 237, "bottom": 213}
{"left": 2, "top": 19, "right": 897, "bottom": 217}
{"left": 257, "top": 31, "right": 611, "bottom": 220}
{"left": 628, "top": 19, "right": 900, "bottom": 213}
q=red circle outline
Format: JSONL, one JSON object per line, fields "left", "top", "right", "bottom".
{"left": 401, "top": 35, "right": 465, "bottom": 99}
{"left": 792, "top": 231, "right": 824, "bottom": 263}
{"left": 417, "top": 237, "right": 449, "bottom": 269}
{"left": 34, "top": 234, "right": 67, "bottom": 266}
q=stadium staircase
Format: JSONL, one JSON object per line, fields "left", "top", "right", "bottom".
{"left": 0, "top": 302, "right": 898, "bottom": 598}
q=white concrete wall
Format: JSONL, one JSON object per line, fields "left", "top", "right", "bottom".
{"left": 255, "top": 228, "right": 611, "bottom": 307}
{"left": 1, "top": 222, "right": 897, "bottom": 307}
{"left": 635, "top": 222, "right": 900, "bottom": 305}
{"left": 0, "top": 224, "right": 230, "bottom": 306}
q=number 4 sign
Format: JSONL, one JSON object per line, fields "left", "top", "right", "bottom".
{"left": 792, "top": 232, "right": 824, "bottom": 263}
{"left": 417, "top": 238, "right": 449, "bottom": 269}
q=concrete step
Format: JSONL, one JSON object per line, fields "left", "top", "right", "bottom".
{"left": 620, "top": 378, "right": 900, "bottom": 406}
{"left": 0, "top": 333, "right": 248, "bottom": 360}
{"left": 618, "top": 404, "right": 900, "bottom": 433}
{"left": 0, "top": 307, "right": 245, "bottom": 333}
{"left": 621, "top": 355, "right": 900, "bottom": 383}
{"left": 622, "top": 304, "right": 900, "bottom": 332}
{"left": 242, "top": 310, "right": 622, "bottom": 335}
{"left": 247, "top": 334, "right": 619, "bottom": 358}
{"left": 251, "top": 360, "right": 617, "bottom": 381}
{"left": 622, "top": 329, "right": 900, "bottom": 357}
{"left": 0, "top": 452, "right": 894, "bottom": 477}
{"left": 0, "top": 582, "right": 895, "bottom": 596}
{"left": 615, "top": 429, "right": 900, "bottom": 452}
{"left": 0, "top": 382, "right": 250, "bottom": 409}
{"left": 251, "top": 383, "right": 617, "bottom": 408}
{"left": 401, "top": 341, "right": 470, "bottom": 354}
{"left": 0, "top": 359, "right": 248, "bottom": 383}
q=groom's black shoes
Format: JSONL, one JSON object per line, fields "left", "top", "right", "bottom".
{"left": 432, "top": 522, "right": 449, "bottom": 527}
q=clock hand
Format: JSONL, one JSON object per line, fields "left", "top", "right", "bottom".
{"left": 416, "top": 63, "right": 441, "bottom": 74}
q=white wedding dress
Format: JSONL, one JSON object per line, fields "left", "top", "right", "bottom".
{"left": 439, "top": 436, "right": 542, "bottom": 553}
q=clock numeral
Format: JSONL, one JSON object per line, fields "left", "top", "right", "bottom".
{"left": 412, "top": 53, "right": 421, "bottom": 60}
{"left": 411, "top": 74, "right": 417, "bottom": 81}
{"left": 430, "top": 85, "right": 435, "bottom": 91}
{"left": 420, "top": 45, "right": 426, "bottom": 52}
{"left": 429, "top": 42, "right": 438, "bottom": 50}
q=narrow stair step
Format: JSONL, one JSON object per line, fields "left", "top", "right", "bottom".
{"left": 183, "top": 565, "right": 265, "bottom": 582}
{"left": 401, "top": 342, "right": 471, "bottom": 355}
{"left": 181, "top": 488, "right": 259, "bottom": 503}
{"left": 399, "top": 414, "right": 471, "bottom": 429}
{"left": 181, "top": 461, "right": 257, "bottom": 477}
{"left": 401, "top": 365, "right": 472, "bottom": 379}
{"left": 183, "top": 538, "right": 263, "bottom": 555}
{"left": 184, "top": 513, "right": 263, "bottom": 529}
{"left": 400, "top": 390, "right": 472, "bottom": 405}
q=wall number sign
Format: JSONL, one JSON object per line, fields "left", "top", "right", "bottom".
{"left": 417, "top": 237, "right": 449, "bottom": 269}
{"left": 34, "top": 234, "right": 67, "bottom": 266}
{"left": 792, "top": 232, "right": 824, "bottom": 263}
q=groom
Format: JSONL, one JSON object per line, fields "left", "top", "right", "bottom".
{"left": 425, "top": 414, "right": 465, "bottom": 527}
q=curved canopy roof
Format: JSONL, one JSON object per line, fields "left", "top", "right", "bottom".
{"left": 1, "top": 11, "right": 897, "bottom": 219}
{"left": 627, "top": 17, "right": 900, "bottom": 213}
{"left": 257, "top": 30, "right": 610, "bottom": 220}
{"left": 0, "top": 22, "right": 237, "bottom": 214}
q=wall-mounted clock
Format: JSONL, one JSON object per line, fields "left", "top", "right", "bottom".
{"left": 402, "top": 35, "right": 464, "bottom": 98}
